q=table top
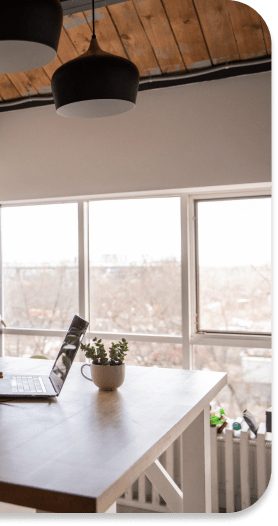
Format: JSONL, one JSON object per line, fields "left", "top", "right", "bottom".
{"left": 0, "top": 357, "right": 227, "bottom": 513}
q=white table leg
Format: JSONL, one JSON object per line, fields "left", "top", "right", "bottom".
{"left": 181, "top": 405, "right": 212, "bottom": 513}
{"left": 105, "top": 501, "right": 117, "bottom": 513}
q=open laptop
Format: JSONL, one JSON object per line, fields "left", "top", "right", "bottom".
{"left": 0, "top": 314, "right": 89, "bottom": 399}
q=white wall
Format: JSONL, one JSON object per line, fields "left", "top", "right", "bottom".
{"left": 0, "top": 71, "right": 271, "bottom": 203}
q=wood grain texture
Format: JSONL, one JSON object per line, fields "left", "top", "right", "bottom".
{"left": 193, "top": 0, "right": 239, "bottom": 64}
{"left": 132, "top": 0, "right": 185, "bottom": 74}
{"left": 57, "top": 28, "right": 79, "bottom": 64}
{"left": 63, "top": 12, "right": 93, "bottom": 56}
{"left": 6, "top": 73, "right": 38, "bottom": 98}
{"left": 43, "top": 56, "right": 63, "bottom": 81}
{"left": 226, "top": 1, "right": 267, "bottom": 60}
{"left": 0, "top": 74, "right": 21, "bottom": 100}
{"left": 23, "top": 68, "right": 52, "bottom": 96}
{"left": 0, "top": 0, "right": 271, "bottom": 104}
{"left": 84, "top": 7, "right": 128, "bottom": 59}
{"left": 108, "top": 0, "right": 161, "bottom": 77}
{"left": 0, "top": 357, "right": 226, "bottom": 513}
{"left": 260, "top": 16, "right": 271, "bottom": 55}
{"left": 162, "top": 0, "right": 211, "bottom": 70}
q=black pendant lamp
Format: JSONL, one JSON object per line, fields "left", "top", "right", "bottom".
{"left": 51, "top": 0, "right": 140, "bottom": 118}
{"left": 0, "top": 0, "right": 63, "bottom": 74}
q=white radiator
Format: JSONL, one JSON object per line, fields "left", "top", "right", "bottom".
{"left": 117, "top": 420, "right": 272, "bottom": 513}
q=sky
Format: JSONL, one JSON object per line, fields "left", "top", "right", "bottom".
{"left": 197, "top": 197, "right": 271, "bottom": 267}
{"left": 1, "top": 196, "right": 271, "bottom": 267}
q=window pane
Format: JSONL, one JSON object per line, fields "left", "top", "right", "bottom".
{"left": 197, "top": 197, "right": 271, "bottom": 333}
{"left": 89, "top": 198, "right": 181, "bottom": 335}
{"left": 2, "top": 204, "right": 78, "bottom": 329}
{"left": 80, "top": 338, "right": 182, "bottom": 369}
{"left": 193, "top": 345, "right": 271, "bottom": 423}
{"left": 3, "top": 335, "right": 62, "bottom": 359}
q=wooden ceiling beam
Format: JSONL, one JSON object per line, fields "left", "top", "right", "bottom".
{"left": 260, "top": 17, "right": 271, "bottom": 56}
{"left": 6, "top": 73, "right": 38, "bottom": 98}
{"left": 0, "top": 74, "right": 21, "bottom": 101}
{"left": 43, "top": 56, "right": 64, "bottom": 80}
{"left": 193, "top": 0, "right": 239, "bottom": 65}
{"left": 23, "top": 68, "right": 52, "bottom": 96}
{"left": 132, "top": 0, "right": 186, "bottom": 75}
{"left": 226, "top": 1, "right": 268, "bottom": 61}
{"left": 84, "top": 7, "right": 129, "bottom": 59}
{"left": 162, "top": 0, "right": 211, "bottom": 71}
{"left": 56, "top": 28, "right": 80, "bottom": 64}
{"left": 108, "top": 0, "right": 161, "bottom": 77}
{"left": 63, "top": 12, "right": 93, "bottom": 56}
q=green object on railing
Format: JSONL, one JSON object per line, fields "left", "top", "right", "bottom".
{"left": 210, "top": 406, "right": 226, "bottom": 427}
{"left": 30, "top": 355, "right": 48, "bottom": 359}
{"left": 233, "top": 422, "right": 241, "bottom": 431}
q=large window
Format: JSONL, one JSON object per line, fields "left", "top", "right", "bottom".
{"left": 195, "top": 197, "right": 271, "bottom": 334}
{"left": 0, "top": 187, "right": 271, "bottom": 421}
{"left": 89, "top": 198, "right": 181, "bottom": 336}
{"left": 1, "top": 203, "right": 78, "bottom": 357}
{"left": 191, "top": 193, "right": 271, "bottom": 422}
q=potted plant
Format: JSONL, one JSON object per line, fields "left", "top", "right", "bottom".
{"left": 80, "top": 337, "right": 129, "bottom": 391}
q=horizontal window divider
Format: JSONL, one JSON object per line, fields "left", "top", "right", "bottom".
{"left": 1, "top": 328, "right": 183, "bottom": 345}
{"left": 85, "top": 332, "right": 182, "bottom": 344}
{"left": 2, "top": 328, "right": 67, "bottom": 338}
{"left": 190, "top": 188, "right": 271, "bottom": 202}
{"left": 3, "top": 328, "right": 271, "bottom": 348}
{"left": 190, "top": 333, "right": 271, "bottom": 349}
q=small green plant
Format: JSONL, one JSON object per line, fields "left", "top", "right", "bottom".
{"left": 210, "top": 407, "right": 226, "bottom": 427}
{"left": 80, "top": 337, "right": 129, "bottom": 365}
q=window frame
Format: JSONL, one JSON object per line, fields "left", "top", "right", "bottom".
{"left": 187, "top": 188, "right": 271, "bottom": 370}
{"left": 0, "top": 183, "right": 271, "bottom": 368}
{"left": 194, "top": 194, "right": 271, "bottom": 336}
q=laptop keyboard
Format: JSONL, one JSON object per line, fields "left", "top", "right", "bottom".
{"left": 10, "top": 376, "right": 46, "bottom": 394}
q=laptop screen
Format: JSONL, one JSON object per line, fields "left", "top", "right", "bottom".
{"left": 49, "top": 314, "right": 89, "bottom": 394}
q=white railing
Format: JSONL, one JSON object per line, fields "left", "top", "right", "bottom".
{"left": 117, "top": 420, "right": 272, "bottom": 513}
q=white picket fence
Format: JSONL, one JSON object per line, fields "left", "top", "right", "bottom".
{"left": 117, "top": 419, "right": 272, "bottom": 513}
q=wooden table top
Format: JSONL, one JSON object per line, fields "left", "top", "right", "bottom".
{"left": 0, "top": 357, "right": 227, "bottom": 513}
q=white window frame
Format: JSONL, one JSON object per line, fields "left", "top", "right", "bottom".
{"left": 187, "top": 187, "right": 271, "bottom": 369}
{"left": 0, "top": 183, "right": 271, "bottom": 368}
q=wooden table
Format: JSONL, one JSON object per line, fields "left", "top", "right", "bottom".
{"left": 0, "top": 357, "right": 227, "bottom": 513}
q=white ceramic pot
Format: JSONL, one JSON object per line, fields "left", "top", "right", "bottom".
{"left": 81, "top": 363, "right": 125, "bottom": 391}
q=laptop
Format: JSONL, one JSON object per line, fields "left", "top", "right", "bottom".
{"left": 0, "top": 314, "right": 89, "bottom": 399}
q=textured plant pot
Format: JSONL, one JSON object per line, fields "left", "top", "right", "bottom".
{"left": 81, "top": 363, "right": 125, "bottom": 391}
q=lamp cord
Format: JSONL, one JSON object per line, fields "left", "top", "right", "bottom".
{"left": 92, "top": 0, "right": 95, "bottom": 37}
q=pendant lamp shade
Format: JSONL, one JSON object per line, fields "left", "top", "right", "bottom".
{"left": 51, "top": 36, "right": 140, "bottom": 118}
{"left": 0, "top": 0, "right": 63, "bottom": 74}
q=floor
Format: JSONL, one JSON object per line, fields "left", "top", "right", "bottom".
{"left": 0, "top": 502, "right": 156, "bottom": 514}
{"left": 0, "top": 502, "right": 35, "bottom": 513}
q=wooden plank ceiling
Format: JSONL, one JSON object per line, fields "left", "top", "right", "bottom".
{"left": 0, "top": 0, "right": 271, "bottom": 103}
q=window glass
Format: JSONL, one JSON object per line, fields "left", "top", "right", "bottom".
{"left": 193, "top": 345, "right": 271, "bottom": 423}
{"left": 3, "top": 335, "right": 62, "bottom": 359}
{"left": 80, "top": 338, "right": 182, "bottom": 369}
{"left": 89, "top": 198, "right": 181, "bottom": 335}
{"left": 1, "top": 203, "right": 78, "bottom": 329}
{"left": 196, "top": 197, "right": 271, "bottom": 333}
